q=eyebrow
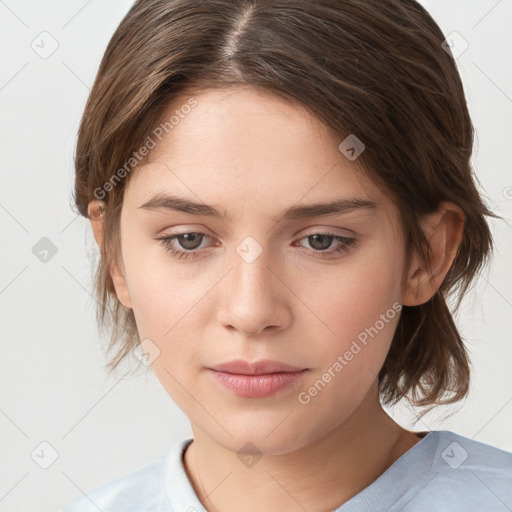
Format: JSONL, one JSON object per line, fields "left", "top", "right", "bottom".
{"left": 138, "top": 193, "right": 377, "bottom": 223}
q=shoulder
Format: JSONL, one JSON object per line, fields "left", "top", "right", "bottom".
{"left": 395, "top": 430, "right": 512, "bottom": 512}
{"left": 59, "top": 439, "right": 191, "bottom": 512}
{"left": 60, "top": 458, "right": 163, "bottom": 512}
{"left": 431, "top": 430, "right": 512, "bottom": 471}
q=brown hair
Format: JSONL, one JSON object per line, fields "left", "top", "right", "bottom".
{"left": 73, "top": 0, "right": 495, "bottom": 413}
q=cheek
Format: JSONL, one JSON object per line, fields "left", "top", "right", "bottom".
{"left": 124, "top": 228, "right": 404, "bottom": 348}
{"left": 121, "top": 237, "right": 221, "bottom": 397}
{"left": 121, "top": 235, "right": 197, "bottom": 332}
{"left": 292, "top": 262, "right": 402, "bottom": 423}
{"left": 297, "top": 241, "right": 404, "bottom": 381}
{"left": 123, "top": 226, "right": 404, "bottom": 389}
{"left": 306, "top": 240, "right": 403, "bottom": 331}
{"left": 122, "top": 243, "right": 210, "bottom": 408}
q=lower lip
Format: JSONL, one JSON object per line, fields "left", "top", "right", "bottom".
{"left": 208, "top": 369, "right": 308, "bottom": 398}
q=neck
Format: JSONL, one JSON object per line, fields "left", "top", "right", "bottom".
{"left": 183, "top": 384, "right": 420, "bottom": 512}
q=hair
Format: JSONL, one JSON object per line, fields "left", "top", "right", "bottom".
{"left": 73, "top": 0, "right": 495, "bottom": 415}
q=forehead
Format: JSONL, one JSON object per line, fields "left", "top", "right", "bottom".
{"left": 124, "top": 86, "right": 391, "bottom": 220}
{"left": 144, "top": 85, "right": 340, "bottom": 164}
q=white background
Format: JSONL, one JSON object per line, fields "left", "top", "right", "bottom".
{"left": 0, "top": 1, "right": 511, "bottom": 511}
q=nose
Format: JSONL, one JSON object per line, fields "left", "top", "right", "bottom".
{"left": 216, "top": 246, "right": 292, "bottom": 337}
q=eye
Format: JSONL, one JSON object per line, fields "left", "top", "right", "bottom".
{"left": 156, "top": 230, "right": 356, "bottom": 260}
{"left": 157, "top": 232, "right": 211, "bottom": 260}
{"left": 296, "top": 232, "right": 356, "bottom": 256}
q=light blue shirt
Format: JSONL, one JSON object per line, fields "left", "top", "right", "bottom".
{"left": 61, "top": 430, "right": 512, "bottom": 511}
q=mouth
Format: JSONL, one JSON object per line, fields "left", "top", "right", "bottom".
{"left": 208, "top": 358, "right": 306, "bottom": 375}
{"left": 207, "top": 359, "right": 308, "bottom": 398}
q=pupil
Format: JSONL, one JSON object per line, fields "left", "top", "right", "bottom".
{"left": 310, "top": 234, "right": 331, "bottom": 251}
{"left": 180, "top": 233, "right": 202, "bottom": 249}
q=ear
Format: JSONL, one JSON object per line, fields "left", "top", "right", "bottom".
{"left": 88, "top": 200, "right": 133, "bottom": 309}
{"left": 403, "top": 201, "right": 465, "bottom": 306}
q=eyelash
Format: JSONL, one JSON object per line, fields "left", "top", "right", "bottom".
{"left": 155, "top": 231, "right": 357, "bottom": 260}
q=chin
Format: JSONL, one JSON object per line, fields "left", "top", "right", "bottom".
{"left": 203, "top": 416, "right": 329, "bottom": 457}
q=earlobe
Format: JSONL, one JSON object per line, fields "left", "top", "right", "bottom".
{"left": 403, "top": 202, "right": 464, "bottom": 306}
{"left": 87, "top": 200, "right": 133, "bottom": 310}
{"left": 110, "top": 261, "right": 133, "bottom": 310}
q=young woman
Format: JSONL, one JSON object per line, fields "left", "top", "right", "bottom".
{"left": 62, "top": 0, "right": 512, "bottom": 510}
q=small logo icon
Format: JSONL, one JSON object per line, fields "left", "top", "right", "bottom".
{"left": 236, "top": 236, "right": 263, "bottom": 264}
{"left": 32, "top": 237, "right": 58, "bottom": 263}
{"left": 31, "top": 441, "right": 59, "bottom": 469}
{"left": 441, "top": 32, "right": 469, "bottom": 59}
{"left": 441, "top": 441, "right": 468, "bottom": 468}
{"left": 338, "top": 134, "right": 365, "bottom": 161}
{"left": 133, "top": 338, "right": 161, "bottom": 366}
{"left": 31, "top": 31, "right": 59, "bottom": 60}
{"left": 237, "top": 442, "right": 262, "bottom": 468}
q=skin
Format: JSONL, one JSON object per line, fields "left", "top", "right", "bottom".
{"left": 89, "top": 86, "right": 464, "bottom": 512}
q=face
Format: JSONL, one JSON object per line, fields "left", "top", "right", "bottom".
{"left": 113, "top": 86, "right": 410, "bottom": 455}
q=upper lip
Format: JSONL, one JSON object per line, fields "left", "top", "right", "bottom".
{"left": 208, "top": 359, "right": 306, "bottom": 375}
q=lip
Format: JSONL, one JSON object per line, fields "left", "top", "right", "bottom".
{"left": 207, "top": 359, "right": 308, "bottom": 398}
{"left": 209, "top": 359, "right": 305, "bottom": 375}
